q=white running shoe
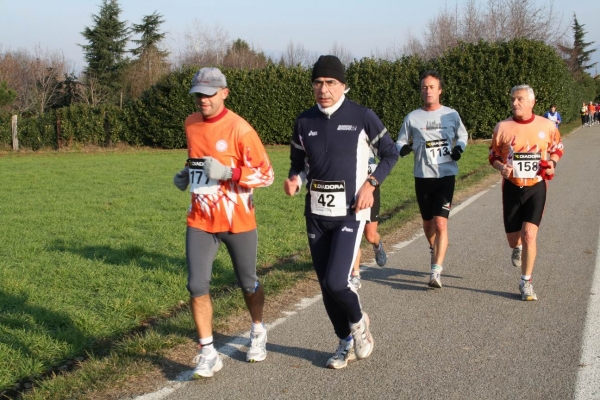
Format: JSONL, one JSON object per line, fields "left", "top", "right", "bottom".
{"left": 350, "top": 313, "right": 374, "bottom": 359}
{"left": 192, "top": 352, "right": 223, "bottom": 378}
{"left": 519, "top": 280, "right": 538, "bottom": 301}
{"left": 246, "top": 330, "right": 267, "bottom": 362}
{"left": 350, "top": 272, "right": 362, "bottom": 289}
{"left": 326, "top": 339, "right": 356, "bottom": 369}
{"left": 428, "top": 266, "right": 443, "bottom": 288}
{"left": 511, "top": 247, "right": 522, "bottom": 268}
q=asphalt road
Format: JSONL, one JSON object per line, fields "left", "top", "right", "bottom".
{"left": 139, "top": 125, "right": 600, "bottom": 400}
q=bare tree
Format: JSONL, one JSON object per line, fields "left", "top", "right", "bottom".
{"left": 124, "top": 47, "right": 171, "bottom": 98}
{"left": 0, "top": 46, "right": 72, "bottom": 114}
{"left": 175, "top": 19, "right": 229, "bottom": 68}
{"left": 27, "top": 46, "right": 71, "bottom": 114}
{"left": 460, "top": 0, "right": 486, "bottom": 43}
{"left": 329, "top": 42, "right": 353, "bottom": 66}
{"left": 280, "top": 41, "right": 313, "bottom": 67}
{"left": 76, "top": 73, "right": 112, "bottom": 107}
{"left": 403, "top": 0, "right": 567, "bottom": 59}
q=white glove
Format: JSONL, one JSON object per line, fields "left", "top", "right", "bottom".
{"left": 368, "top": 163, "right": 378, "bottom": 175}
{"left": 203, "top": 156, "right": 233, "bottom": 180}
{"left": 173, "top": 166, "right": 189, "bottom": 191}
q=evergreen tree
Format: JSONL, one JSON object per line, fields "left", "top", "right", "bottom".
{"left": 124, "top": 11, "right": 170, "bottom": 99}
{"left": 0, "top": 80, "right": 17, "bottom": 107}
{"left": 80, "top": 0, "right": 130, "bottom": 102}
{"left": 559, "top": 14, "right": 597, "bottom": 78}
{"left": 130, "top": 11, "right": 169, "bottom": 58}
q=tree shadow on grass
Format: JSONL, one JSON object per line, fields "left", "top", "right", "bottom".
{"left": 49, "top": 239, "right": 187, "bottom": 274}
{"left": 0, "top": 289, "right": 91, "bottom": 393}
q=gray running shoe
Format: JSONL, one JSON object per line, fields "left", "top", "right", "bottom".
{"left": 511, "top": 247, "right": 522, "bottom": 268}
{"left": 350, "top": 273, "right": 362, "bottom": 289}
{"left": 374, "top": 241, "right": 387, "bottom": 267}
{"left": 246, "top": 330, "right": 267, "bottom": 362}
{"left": 519, "top": 280, "right": 538, "bottom": 301}
{"left": 192, "top": 352, "right": 223, "bottom": 378}
{"left": 428, "top": 266, "right": 443, "bottom": 288}
{"left": 326, "top": 339, "right": 356, "bottom": 369}
{"left": 351, "top": 313, "right": 374, "bottom": 359}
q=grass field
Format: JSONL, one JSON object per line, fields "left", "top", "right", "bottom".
{"left": 0, "top": 141, "right": 503, "bottom": 397}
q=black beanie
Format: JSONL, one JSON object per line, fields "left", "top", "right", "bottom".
{"left": 312, "top": 55, "right": 346, "bottom": 84}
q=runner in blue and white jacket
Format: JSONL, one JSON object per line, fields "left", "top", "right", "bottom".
{"left": 543, "top": 105, "right": 562, "bottom": 129}
{"left": 284, "top": 55, "right": 398, "bottom": 370}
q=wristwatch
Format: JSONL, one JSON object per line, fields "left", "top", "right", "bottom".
{"left": 367, "top": 177, "right": 379, "bottom": 187}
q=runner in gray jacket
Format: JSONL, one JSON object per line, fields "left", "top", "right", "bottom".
{"left": 396, "top": 70, "right": 468, "bottom": 288}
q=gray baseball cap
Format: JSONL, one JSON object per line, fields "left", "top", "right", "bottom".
{"left": 189, "top": 67, "right": 227, "bottom": 95}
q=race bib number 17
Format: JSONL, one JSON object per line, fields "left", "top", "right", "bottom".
{"left": 187, "top": 158, "right": 219, "bottom": 195}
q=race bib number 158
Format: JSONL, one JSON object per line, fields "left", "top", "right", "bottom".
{"left": 512, "top": 152, "right": 541, "bottom": 179}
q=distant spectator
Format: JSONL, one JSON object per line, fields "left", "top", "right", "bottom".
{"left": 581, "top": 102, "right": 588, "bottom": 127}
{"left": 543, "top": 105, "right": 562, "bottom": 129}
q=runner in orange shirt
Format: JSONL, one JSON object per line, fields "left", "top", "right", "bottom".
{"left": 588, "top": 102, "right": 596, "bottom": 126}
{"left": 489, "top": 84, "right": 563, "bottom": 301}
{"left": 173, "top": 67, "right": 274, "bottom": 378}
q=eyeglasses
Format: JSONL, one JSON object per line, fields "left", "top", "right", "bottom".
{"left": 312, "top": 79, "right": 340, "bottom": 89}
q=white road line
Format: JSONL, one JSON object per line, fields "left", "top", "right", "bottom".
{"left": 364, "top": 184, "right": 496, "bottom": 267}
{"left": 133, "top": 294, "right": 323, "bottom": 400}
{"left": 136, "top": 182, "right": 498, "bottom": 399}
{"left": 574, "top": 229, "right": 600, "bottom": 400}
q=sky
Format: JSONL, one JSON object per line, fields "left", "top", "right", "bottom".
{"left": 1, "top": 0, "right": 599, "bottom": 74}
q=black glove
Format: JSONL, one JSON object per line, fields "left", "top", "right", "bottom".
{"left": 399, "top": 145, "right": 412, "bottom": 157}
{"left": 450, "top": 145, "right": 463, "bottom": 161}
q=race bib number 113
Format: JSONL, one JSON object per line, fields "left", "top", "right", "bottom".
{"left": 425, "top": 139, "right": 452, "bottom": 164}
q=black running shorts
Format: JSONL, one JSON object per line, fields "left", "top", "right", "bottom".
{"left": 415, "top": 176, "right": 456, "bottom": 220}
{"left": 369, "top": 186, "right": 381, "bottom": 223}
{"left": 502, "top": 179, "right": 547, "bottom": 233}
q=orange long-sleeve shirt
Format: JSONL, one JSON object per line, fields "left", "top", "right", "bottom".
{"left": 488, "top": 115, "right": 564, "bottom": 187}
{"left": 185, "top": 108, "right": 274, "bottom": 233}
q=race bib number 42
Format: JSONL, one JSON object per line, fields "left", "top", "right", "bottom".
{"left": 310, "top": 180, "right": 346, "bottom": 217}
{"left": 187, "top": 158, "right": 219, "bottom": 195}
{"left": 512, "top": 152, "right": 541, "bottom": 179}
{"left": 425, "top": 139, "right": 452, "bottom": 164}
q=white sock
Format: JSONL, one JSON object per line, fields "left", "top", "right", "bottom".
{"left": 251, "top": 322, "right": 266, "bottom": 333}
{"left": 521, "top": 275, "right": 531, "bottom": 282}
{"left": 199, "top": 336, "right": 216, "bottom": 356}
{"left": 514, "top": 244, "right": 522, "bottom": 250}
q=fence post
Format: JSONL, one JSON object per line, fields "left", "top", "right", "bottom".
{"left": 56, "top": 111, "right": 63, "bottom": 149}
{"left": 11, "top": 115, "right": 18, "bottom": 151}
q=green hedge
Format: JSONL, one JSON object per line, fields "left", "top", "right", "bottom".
{"left": 1, "top": 39, "right": 594, "bottom": 150}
